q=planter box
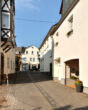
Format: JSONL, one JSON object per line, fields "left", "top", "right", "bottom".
{"left": 76, "top": 85, "right": 83, "bottom": 92}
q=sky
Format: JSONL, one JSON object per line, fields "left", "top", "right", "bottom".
{"left": 15, "top": 0, "right": 62, "bottom": 48}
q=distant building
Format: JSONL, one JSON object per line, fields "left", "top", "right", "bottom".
{"left": 21, "top": 46, "right": 40, "bottom": 71}
{"left": 39, "top": 26, "right": 55, "bottom": 78}
{"left": 15, "top": 47, "right": 26, "bottom": 71}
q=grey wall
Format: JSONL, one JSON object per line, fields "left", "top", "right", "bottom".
{"left": 62, "top": 0, "right": 73, "bottom": 15}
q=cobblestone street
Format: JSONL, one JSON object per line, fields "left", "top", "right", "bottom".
{"left": 1, "top": 71, "right": 88, "bottom": 110}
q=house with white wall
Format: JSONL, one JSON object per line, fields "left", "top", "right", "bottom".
{"left": 39, "top": 26, "right": 56, "bottom": 78}
{"left": 40, "top": 0, "right": 88, "bottom": 94}
{"left": 21, "top": 46, "right": 40, "bottom": 71}
{"left": 52, "top": 0, "right": 88, "bottom": 94}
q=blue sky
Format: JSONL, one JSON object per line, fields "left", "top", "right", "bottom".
{"left": 15, "top": 0, "right": 62, "bottom": 48}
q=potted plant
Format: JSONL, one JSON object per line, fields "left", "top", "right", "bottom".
{"left": 75, "top": 80, "right": 83, "bottom": 92}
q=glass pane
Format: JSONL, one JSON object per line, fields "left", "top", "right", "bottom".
{"left": 2, "top": 14, "right": 9, "bottom": 28}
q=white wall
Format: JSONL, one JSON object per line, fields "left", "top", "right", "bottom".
{"left": 40, "top": 36, "right": 53, "bottom": 72}
{"left": 53, "top": 0, "right": 88, "bottom": 87}
{"left": 21, "top": 46, "right": 40, "bottom": 70}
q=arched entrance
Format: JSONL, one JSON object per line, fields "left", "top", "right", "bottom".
{"left": 65, "top": 59, "right": 79, "bottom": 88}
{"left": 1, "top": 53, "right": 4, "bottom": 83}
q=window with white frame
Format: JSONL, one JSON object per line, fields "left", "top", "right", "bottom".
{"left": 22, "top": 57, "right": 27, "bottom": 61}
{"left": 32, "top": 51, "right": 34, "bottom": 55}
{"left": 30, "top": 58, "right": 32, "bottom": 61}
{"left": 26, "top": 51, "right": 28, "bottom": 54}
{"left": 2, "top": 13, "right": 10, "bottom": 28}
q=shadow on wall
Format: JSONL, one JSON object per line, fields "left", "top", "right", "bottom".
{"left": 54, "top": 105, "right": 88, "bottom": 110}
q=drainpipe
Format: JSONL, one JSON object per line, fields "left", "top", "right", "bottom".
{"left": 0, "top": 0, "right": 2, "bottom": 84}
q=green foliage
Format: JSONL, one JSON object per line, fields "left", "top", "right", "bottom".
{"left": 70, "top": 75, "right": 77, "bottom": 80}
{"left": 75, "top": 80, "right": 83, "bottom": 86}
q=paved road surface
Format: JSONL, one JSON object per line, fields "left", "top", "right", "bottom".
{"left": 1, "top": 71, "right": 88, "bottom": 110}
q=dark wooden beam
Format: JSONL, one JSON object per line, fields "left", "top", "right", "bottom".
{"left": 1, "top": 41, "right": 7, "bottom": 47}
{"left": 5, "top": 47, "right": 11, "bottom": 53}
{"left": 3, "top": 45, "right": 9, "bottom": 51}
{"left": 1, "top": 10, "right": 9, "bottom": 13}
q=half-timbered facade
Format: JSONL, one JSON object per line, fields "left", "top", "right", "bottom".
{"left": 0, "top": 0, "right": 16, "bottom": 83}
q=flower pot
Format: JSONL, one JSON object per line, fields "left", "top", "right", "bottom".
{"left": 76, "top": 85, "right": 83, "bottom": 92}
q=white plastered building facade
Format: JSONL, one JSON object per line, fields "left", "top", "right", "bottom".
{"left": 21, "top": 46, "right": 40, "bottom": 71}
{"left": 53, "top": 0, "right": 88, "bottom": 94}
{"left": 40, "top": 36, "right": 53, "bottom": 74}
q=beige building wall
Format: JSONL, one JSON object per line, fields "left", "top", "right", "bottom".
{"left": 1, "top": 48, "right": 15, "bottom": 75}
{"left": 53, "top": 0, "right": 88, "bottom": 93}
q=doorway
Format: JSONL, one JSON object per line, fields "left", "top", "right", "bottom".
{"left": 65, "top": 59, "right": 79, "bottom": 88}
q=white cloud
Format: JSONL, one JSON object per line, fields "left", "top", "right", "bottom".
{"left": 15, "top": 0, "right": 40, "bottom": 10}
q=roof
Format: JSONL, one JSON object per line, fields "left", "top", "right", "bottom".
{"left": 39, "top": 25, "right": 57, "bottom": 49}
{"left": 26, "top": 45, "right": 39, "bottom": 50}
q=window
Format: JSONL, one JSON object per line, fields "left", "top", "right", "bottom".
{"left": 32, "top": 51, "right": 34, "bottom": 55}
{"left": 67, "top": 15, "right": 73, "bottom": 36}
{"left": 2, "top": 13, "right": 10, "bottom": 28}
{"left": 33, "top": 58, "right": 35, "bottom": 62}
{"left": 30, "top": 58, "right": 32, "bottom": 61}
{"left": 22, "top": 57, "right": 27, "bottom": 61}
{"left": 26, "top": 51, "right": 28, "bottom": 54}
